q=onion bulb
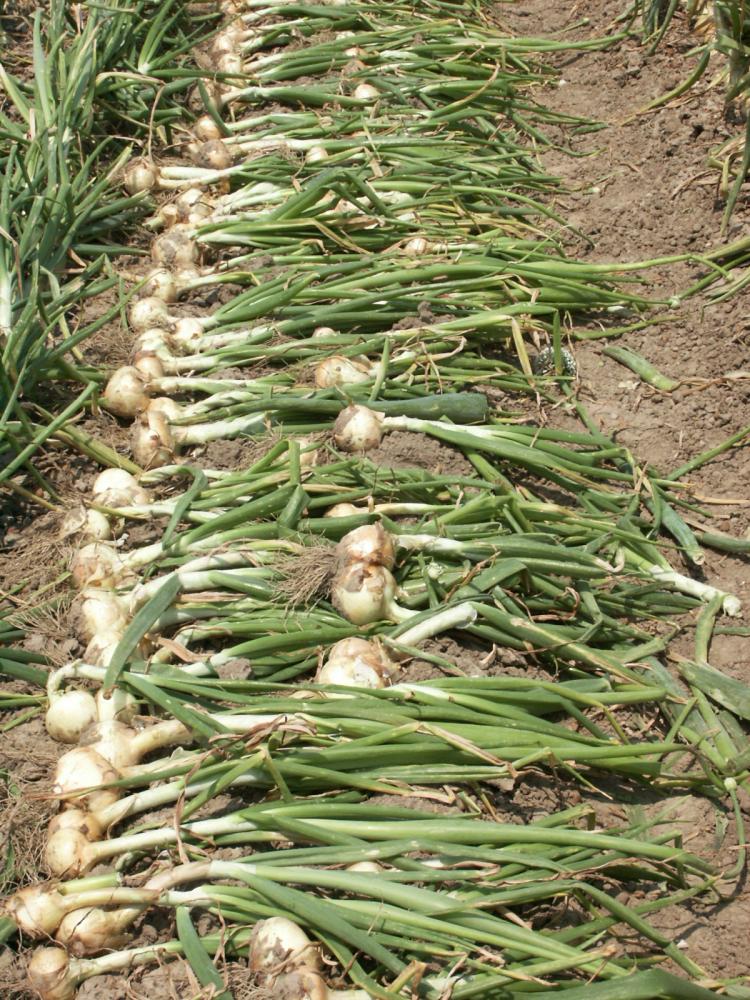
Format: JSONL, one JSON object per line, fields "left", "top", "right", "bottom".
{"left": 96, "top": 688, "right": 138, "bottom": 726}
{"left": 192, "top": 140, "right": 232, "bottom": 171}
{"left": 305, "top": 145, "right": 329, "bottom": 164}
{"left": 78, "top": 589, "right": 129, "bottom": 643}
{"left": 100, "top": 366, "right": 148, "bottom": 419}
{"left": 47, "top": 808, "right": 103, "bottom": 843}
{"left": 218, "top": 53, "right": 243, "bottom": 76}
{"left": 56, "top": 906, "right": 135, "bottom": 956}
{"left": 336, "top": 524, "right": 395, "bottom": 569}
{"left": 128, "top": 296, "right": 172, "bottom": 332}
{"left": 212, "top": 29, "right": 243, "bottom": 58}
{"left": 347, "top": 860, "right": 382, "bottom": 873}
{"left": 315, "top": 658, "right": 384, "bottom": 688}
{"left": 131, "top": 406, "right": 175, "bottom": 468}
{"left": 172, "top": 316, "right": 204, "bottom": 346}
{"left": 404, "top": 236, "right": 431, "bottom": 257}
{"left": 140, "top": 267, "right": 177, "bottom": 303}
{"left": 325, "top": 503, "right": 360, "bottom": 518}
{"left": 250, "top": 917, "right": 321, "bottom": 974}
{"left": 52, "top": 747, "right": 122, "bottom": 814}
{"left": 265, "top": 969, "right": 329, "bottom": 1000}
{"left": 151, "top": 225, "right": 198, "bottom": 269}
{"left": 45, "top": 689, "right": 98, "bottom": 745}
{"left": 92, "top": 469, "right": 150, "bottom": 507}
{"left": 5, "top": 884, "right": 66, "bottom": 938}
{"left": 70, "top": 543, "right": 128, "bottom": 590}
{"left": 312, "top": 326, "right": 337, "bottom": 338}
{"left": 27, "top": 947, "right": 76, "bottom": 1000}
{"left": 332, "top": 404, "right": 383, "bottom": 452}
{"left": 331, "top": 561, "right": 411, "bottom": 625}
{"left": 315, "top": 355, "right": 373, "bottom": 388}
{"left": 134, "top": 352, "right": 165, "bottom": 380}
{"left": 83, "top": 637, "right": 121, "bottom": 668}
{"left": 353, "top": 82, "right": 380, "bottom": 102}
{"left": 59, "top": 506, "right": 111, "bottom": 542}
{"left": 318, "top": 636, "right": 396, "bottom": 687}
{"left": 194, "top": 115, "right": 222, "bottom": 142}
{"left": 122, "top": 158, "right": 158, "bottom": 195}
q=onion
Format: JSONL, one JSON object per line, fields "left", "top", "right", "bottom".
{"left": 134, "top": 352, "right": 165, "bottom": 380}
{"left": 6, "top": 883, "right": 66, "bottom": 937}
{"left": 315, "top": 356, "right": 373, "bottom": 388}
{"left": 27, "top": 947, "right": 76, "bottom": 1000}
{"left": 140, "top": 267, "right": 177, "bottom": 303}
{"left": 52, "top": 747, "right": 122, "bottom": 814}
{"left": 92, "top": 468, "right": 149, "bottom": 504}
{"left": 78, "top": 589, "right": 129, "bottom": 643}
{"left": 212, "top": 29, "right": 243, "bottom": 58}
{"left": 131, "top": 406, "right": 175, "bottom": 468}
{"left": 172, "top": 316, "right": 205, "bottom": 346}
{"left": 218, "top": 53, "right": 244, "bottom": 76}
{"left": 250, "top": 917, "right": 321, "bottom": 974}
{"left": 56, "top": 906, "right": 136, "bottom": 956}
{"left": 100, "top": 366, "right": 148, "bottom": 419}
{"left": 353, "top": 82, "right": 380, "bottom": 102}
{"left": 347, "top": 861, "right": 382, "bottom": 873}
{"left": 151, "top": 225, "right": 198, "bottom": 269}
{"left": 128, "top": 296, "right": 173, "bottom": 332}
{"left": 96, "top": 688, "right": 138, "bottom": 726}
{"left": 194, "top": 115, "right": 222, "bottom": 142}
{"left": 155, "top": 202, "right": 180, "bottom": 229}
{"left": 325, "top": 503, "right": 360, "bottom": 518}
{"left": 267, "top": 970, "right": 329, "bottom": 1000}
{"left": 83, "top": 636, "right": 121, "bottom": 667}
{"left": 70, "top": 543, "right": 128, "bottom": 590}
{"left": 59, "top": 506, "right": 111, "bottom": 542}
{"left": 192, "top": 140, "right": 233, "bottom": 171}
{"left": 122, "top": 158, "right": 158, "bottom": 195}
{"left": 312, "top": 326, "right": 337, "bottom": 338}
{"left": 45, "top": 689, "right": 98, "bottom": 745}
{"left": 404, "top": 236, "right": 431, "bottom": 257}
{"left": 332, "top": 404, "right": 383, "bottom": 452}
{"left": 47, "top": 808, "right": 103, "bottom": 842}
{"left": 336, "top": 524, "right": 395, "bottom": 569}
{"left": 315, "top": 659, "right": 384, "bottom": 688}
{"left": 331, "top": 561, "right": 411, "bottom": 625}
{"left": 305, "top": 145, "right": 329, "bottom": 164}
{"left": 81, "top": 720, "right": 139, "bottom": 770}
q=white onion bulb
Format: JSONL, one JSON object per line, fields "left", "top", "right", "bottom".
{"left": 250, "top": 917, "right": 321, "bottom": 974}
{"left": 331, "top": 561, "right": 402, "bottom": 625}
{"left": 59, "top": 506, "right": 111, "bottom": 542}
{"left": 123, "top": 158, "right": 158, "bottom": 195}
{"left": 70, "top": 543, "right": 128, "bottom": 590}
{"left": 45, "top": 690, "right": 98, "bottom": 744}
{"left": 78, "top": 589, "right": 129, "bottom": 643}
{"left": 336, "top": 523, "right": 395, "bottom": 569}
{"left": 56, "top": 906, "right": 134, "bottom": 956}
{"left": 312, "top": 326, "right": 337, "bottom": 338}
{"left": 6, "top": 884, "right": 66, "bottom": 937}
{"left": 134, "top": 352, "right": 165, "bottom": 380}
{"left": 131, "top": 406, "right": 175, "bottom": 468}
{"left": 91, "top": 468, "right": 151, "bottom": 508}
{"left": 306, "top": 145, "right": 329, "bottom": 164}
{"left": 194, "top": 115, "right": 222, "bottom": 142}
{"left": 100, "top": 366, "right": 148, "bottom": 419}
{"left": 83, "top": 637, "right": 120, "bottom": 667}
{"left": 27, "top": 947, "right": 76, "bottom": 1000}
{"left": 325, "top": 503, "right": 360, "bottom": 518}
{"left": 218, "top": 53, "right": 244, "bottom": 75}
{"left": 140, "top": 267, "right": 177, "bottom": 303}
{"left": 81, "top": 720, "right": 139, "bottom": 770}
{"left": 47, "top": 808, "right": 103, "bottom": 843}
{"left": 52, "top": 747, "right": 121, "bottom": 814}
{"left": 332, "top": 404, "right": 383, "bottom": 452}
{"left": 192, "top": 140, "right": 232, "bottom": 171}
{"left": 347, "top": 861, "right": 382, "bottom": 873}
{"left": 96, "top": 688, "right": 138, "bottom": 726}
{"left": 151, "top": 225, "right": 198, "bottom": 269}
{"left": 315, "top": 659, "right": 384, "bottom": 688}
{"left": 353, "top": 83, "right": 380, "bottom": 102}
{"left": 172, "top": 316, "right": 204, "bottom": 346}
{"left": 128, "top": 296, "right": 172, "bottom": 332}
{"left": 315, "top": 356, "right": 373, "bottom": 388}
